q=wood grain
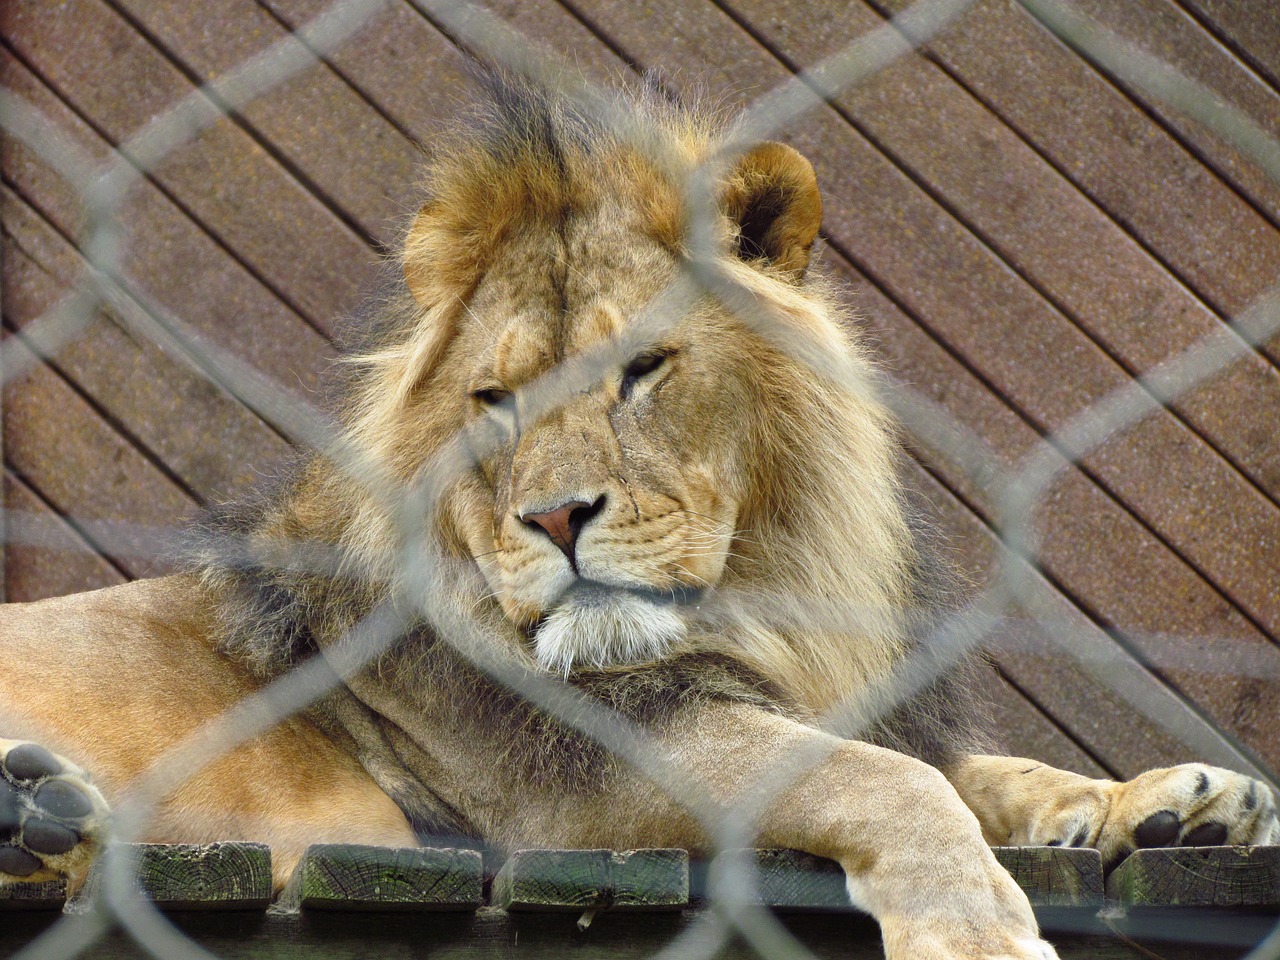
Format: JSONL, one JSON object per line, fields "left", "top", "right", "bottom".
{"left": 1107, "top": 845, "right": 1280, "bottom": 907}
{"left": 993, "top": 846, "right": 1103, "bottom": 906}
{"left": 299, "top": 844, "right": 482, "bottom": 911}
{"left": 492, "top": 849, "right": 688, "bottom": 912}
{"left": 78, "top": 842, "right": 272, "bottom": 910}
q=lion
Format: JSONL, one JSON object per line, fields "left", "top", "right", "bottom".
{"left": 0, "top": 71, "right": 1274, "bottom": 960}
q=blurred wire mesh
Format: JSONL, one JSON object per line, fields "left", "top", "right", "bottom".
{"left": 2, "top": 0, "right": 1280, "bottom": 957}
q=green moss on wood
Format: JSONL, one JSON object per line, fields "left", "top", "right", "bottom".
{"left": 300, "top": 845, "right": 482, "bottom": 911}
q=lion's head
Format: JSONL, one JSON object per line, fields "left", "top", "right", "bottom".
{"left": 203, "top": 73, "right": 926, "bottom": 720}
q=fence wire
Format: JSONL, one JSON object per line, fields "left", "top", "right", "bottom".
{"left": 1, "top": 0, "right": 1279, "bottom": 958}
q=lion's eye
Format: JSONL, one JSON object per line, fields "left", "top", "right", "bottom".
{"left": 471, "top": 387, "right": 512, "bottom": 406}
{"left": 621, "top": 352, "right": 668, "bottom": 399}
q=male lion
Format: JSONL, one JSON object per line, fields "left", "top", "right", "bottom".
{"left": 0, "top": 73, "right": 1274, "bottom": 960}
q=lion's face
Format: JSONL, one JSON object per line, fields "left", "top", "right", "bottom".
{"left": 452, "top": 204, "right": 752, "bottom": 674}
{"left": 369, "top": 94, "right": 878, "bottom": 683}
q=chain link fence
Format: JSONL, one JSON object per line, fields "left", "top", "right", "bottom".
{"left": 2, "top": 0, "right": 1279, "bottom": 957}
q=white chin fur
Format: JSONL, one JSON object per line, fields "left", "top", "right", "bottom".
{"left": 534, "top": 589, "right": 686, "bottom": 675}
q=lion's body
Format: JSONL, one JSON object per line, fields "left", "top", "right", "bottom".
{"left": 0, "top": 577, "right": 416, "bottom": 880}
{"left": 0, "top": 72, "right": 1273, "bottom": 959}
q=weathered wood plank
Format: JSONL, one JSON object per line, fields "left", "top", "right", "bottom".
{"left": 300, "top": 844, "right": 482, "bottom": 911}
{"left": 606, "top": 849, "right": 689, "bottom": 910}
{"left": 492, "top": 849, "right": 611, "bottom": 912}
{"left": 492, "top": 849, "right": 688, "bottom": 913}
{"left": 79, "top": 842, "right": 272, "bottom": 910}
{"left": 706, "top": 849, "right": 850, "bottom": 912}
{"left": 2, "top": 0, "right": 368, "bottom": 334}
{"left": 0, "top": 45, "right": 333, "bottom": 395}
{"left": 868, "top": 0, "right": 1280, "bottom": 366}
{"left": 993, "top": 847, "right": 1103, "bottom": 906}
{"left": 0, "top": 879, "right": 65, "bottom": 910}
{"left": 1108, "top": 846, "right": 1280, "bottom": 907}
{"left": 111, "top": 0, "right": 420, "bottom": 248}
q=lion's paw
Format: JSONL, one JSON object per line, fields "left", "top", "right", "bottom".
{"left": 0, "top": 739, "right": 109, "bottom": 884}
{"left": 1097, "top": 764, "right": 1277, "bottom": 870}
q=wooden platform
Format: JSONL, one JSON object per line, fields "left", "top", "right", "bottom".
{"left": 2, "top": 843, "right": 1277, "bottom": 959}
{"left": 2, "top": 1, "right": 1280, "bottom": 954}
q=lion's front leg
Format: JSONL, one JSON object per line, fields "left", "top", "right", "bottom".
{"left": 0, "top": 738, "right": 110, "bottom": 887}
{"left": 946, "top": 755, "right": 1279, "bottom": 871}
{"left": 581, "top": 705, "right": 1057, "bottom": 960}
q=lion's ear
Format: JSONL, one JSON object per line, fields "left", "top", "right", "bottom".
{"left": 722, "top": 142, "right": 823, "bottom": 280}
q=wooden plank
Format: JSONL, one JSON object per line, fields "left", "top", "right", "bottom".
{"left": 264, "top": 0, "right": 629, "bottom": 150}
{"left": 0, "top": 879, "right": 65, "bottom": 911}
{"left": 110, "top": 0, "right": 421, "bottom": 248}
{"left": 1, "top": 0, "right": 369, "bottom": 334}
{"left": 1069, "top": 0, "right": 1280, "bottom": 230}
{"left": 609, "top": 849, "right": 688, "bottom": 909}
{"left": 299, "top": 844, "right": 482, "bottom": 911}
{"left": 1177, "top": 1, "right": 1280, "bottom": 94}
{"left": 492, "top": 849, "right": 688, "bottom": 913}
{"left": 0, "top": 45, "right": 333, "bottom": 396}
{"left": 707, "top": 849, "right": 850, "bottom": 911}
{"left": 3, "top": 471, "right": 125, "bottom": 602}
{"left": 492, "top": 849, "right": 611, "bottom": 912}
{"left": 2, "top": 335, "right": 195, "bottom": 580}
{"left": 993, "top": 847, "right": 1103, "bottom": 906}
{"left": 867, "top": 0, "right": 1280, "bottom": 365}
{"left": 1, "top": 183, "right": 292, "bottom": 502}
{"left": 725, "top": 0, "right": 1280, "bottom": 507}
{"left": 1107, "top": 846, "right": 1280, "bottom": 907}
{"left": 259, "top": 0, "right": 475, "bottom": 147}
{"left": 79, "top": 842, "right": 272, "bottom": 910}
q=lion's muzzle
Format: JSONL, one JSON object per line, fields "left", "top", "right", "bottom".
{"left": 532, "top": 580, "right": 689, "bottom": 676}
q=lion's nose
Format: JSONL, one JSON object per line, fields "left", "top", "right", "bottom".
{"left": 520, "top": 496, "right": 605, "bottom": 563}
